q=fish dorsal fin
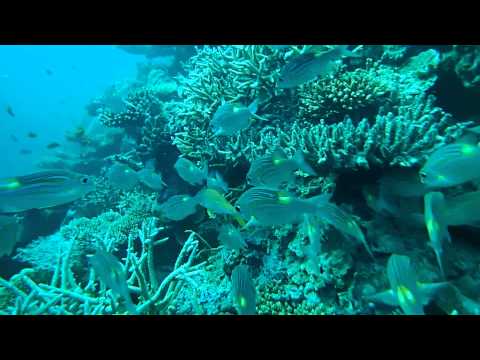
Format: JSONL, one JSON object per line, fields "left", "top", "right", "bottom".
{"left": 271, "top": 147, "right": 287, "bottom": 165}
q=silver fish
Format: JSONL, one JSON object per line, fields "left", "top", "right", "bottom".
{"left": 247, "top": 148, "right": 317, "bottom": 189}
{"left": 231, "top": 264, "right": 256, "bottom": 315}
{"left": 0, "top": 170, "right": 95, "bottom": 213}
{"left": 210, "top": 99, "right": 258, "bottom": 136}
{"left": 106, "top": 163, "right": 139, "bottom": 191}
{"left": 156, "top": 194, "right": 198, "bottom": 221}
{"left": 368, "top": 254, "right": 448, "bottom": 315}
{"left": 89, "top": 249, "right": 137, "bottom": 314}
{"left": 420, "top": 143, "right": 480, "bottom": 188}
{"left": 218, "top": 224, "right": 247, "bottom": 251}
{"left": 386, "top": 254, "right": 425, "bottom": 315}
{"left": 137, "top": 160, "right": 165, "bottom": 191}
{"left": 278, "top": 45, "right": 358, "bottom": 88}
{"left": 206, "top": 171, "right": 229, "bottom": 194}
{"left": 424, "top": 192, "right": 450, "bottom": 278}
{"left": 379, "top": 168, "right": 430, "bottom": 198}
{"left": 444, "top": 191, "right": 480, "bottom": 227}
{"left": 316, "top": 202, "right": 373, "bottom": 258}
{"left": 235, "top": 187, "right": 329, "bottom": 226}
{"left": 174, "top": 158, "right": 208, "bottom": 186}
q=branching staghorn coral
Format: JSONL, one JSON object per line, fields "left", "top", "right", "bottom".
{"left": 165, "top": 45, "right": 298, "bottom": 163}
{"left": 1, "top": 220, "right": 205, "bottom": 315}
{"left": 177, "top": 93, "right": 468, "bottom": 175}
{"left": 164, "top": 46, "right": 445, "bottom": 173}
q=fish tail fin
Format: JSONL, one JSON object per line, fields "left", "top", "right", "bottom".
{"left": 241, "top": 216, "right": 257, "bottom": 230}
{"left": 293, "top": 150, "right": 317, "bottom": 176}
{"left": 201, "top": 162, "right": 209, "bottom": 181}
{"left": 341, "top": 45, "right": 362, "bottom": 58}
{"left": 428, "top": 241, "right": 447, "bottom": 279}
{"left": 247, "top": 99, "right": 259, "bottom": 114}
{"left": 349, "top": 216, "right": 375, "bottom": 259}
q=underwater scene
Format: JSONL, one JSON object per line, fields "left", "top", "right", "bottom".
{"left": 1, "top": 44, "right": 480, "bottom": 315}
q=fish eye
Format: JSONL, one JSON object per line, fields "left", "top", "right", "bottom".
{"left": 235, "top": 205, "right": 241, "bottom": 212}
{"left": 81, "top": 177, "right": 89, "bottom": 184}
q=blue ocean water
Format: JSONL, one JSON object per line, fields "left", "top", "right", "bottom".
{"left": 0, "top": 45, "right": 140, "bottom": 177}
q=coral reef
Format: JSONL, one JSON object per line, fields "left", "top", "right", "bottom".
{"left": 99, "top": 87, "right": 172, "bottom": 157}
{"left": 2, "top": 221, "right": 205, "bottom": 315}
{"left": 164, "top": 45, "right": 296, "bottom": 163}
{"left": 441, "top": 45, "right": 480, "bottom": 89}
{"left": 3, "top": 45, "right": 480, "bottom": 316}
{"left": 14, "top": 190, "right": 157, "bottom": 275}
{"left": 297, "top": 61, "right": 389, "bottom": 123}
{"left": 287, "top": 94, "right": 470, "bottom": 170}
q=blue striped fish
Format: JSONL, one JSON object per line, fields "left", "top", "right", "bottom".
{"left": 231, "top": 264, "right": 256, "bottom": 315}
{"left": 278, "top": 45, "right": 359, "bottom": 88}
{"left": 0, "top": 170, "right": 95, "bottom": 213}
